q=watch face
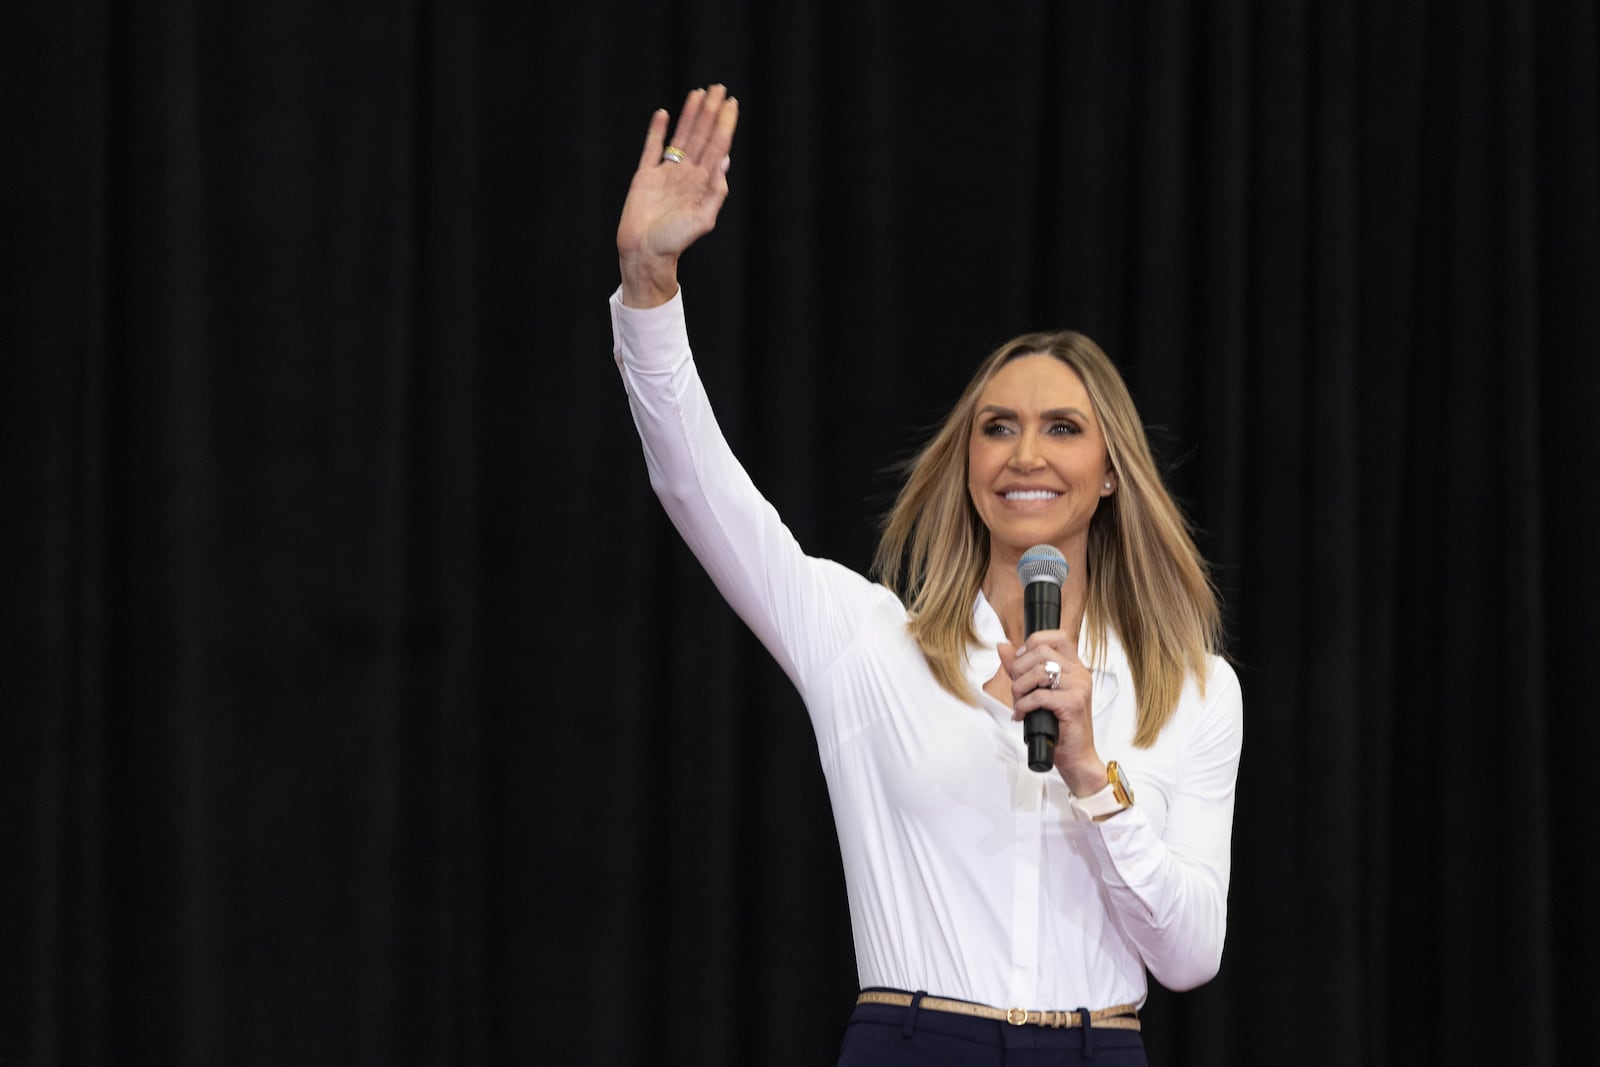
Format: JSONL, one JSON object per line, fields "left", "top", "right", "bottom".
{"left": 1109, "top": 761, "right": 1135, "bottom": 805}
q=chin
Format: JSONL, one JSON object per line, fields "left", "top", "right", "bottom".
{"left": 993, "top": 530, "right": 1063, "bottom": 555}
{"left": 992, "top": 522, "right": 1085, "bottom": 558}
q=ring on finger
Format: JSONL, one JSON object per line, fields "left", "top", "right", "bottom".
{"left": 661, "top": 145, "right": 687, "bottom": 164}
{"left": 1043, "top": 660, "right": 1062, "bottom": 690}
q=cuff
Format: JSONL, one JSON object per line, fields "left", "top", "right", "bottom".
{"left": 1083, "top": 805, "right": 1158, "bottom": 893}
{"left": 610, "top": 286, "right": 691, "bottom": 374}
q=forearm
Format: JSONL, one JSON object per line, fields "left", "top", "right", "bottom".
{"left": 1087, "top": 665, "right": 1243, "bottom": 990}
{"left": 1088, "top": 819, "right": 1231, "bottom": 990}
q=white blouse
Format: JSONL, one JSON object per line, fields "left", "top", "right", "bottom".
{"left": 611, "top": 287, "right": 1244, "bottom": 1012}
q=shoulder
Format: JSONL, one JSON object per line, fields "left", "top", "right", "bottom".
{"left": 1185, "top": 654, "right": 1244, "bottom": 753}
{"left": 1202, "top": 655, "right": 1241, "bottom": 706}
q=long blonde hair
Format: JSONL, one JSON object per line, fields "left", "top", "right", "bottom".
{"left": 871, "top": 331, "right": 1222, "bottom": 747}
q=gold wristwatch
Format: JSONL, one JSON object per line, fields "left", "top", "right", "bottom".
{"left": 1070, "top": 762, "right": 1135, "bottom": 821}
{"left": 1107, "top": 761, "right": 1135, "bottom": 808}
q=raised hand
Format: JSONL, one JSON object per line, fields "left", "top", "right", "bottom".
{"left": 616, "top": 84, "right": 740, "bottom": 307}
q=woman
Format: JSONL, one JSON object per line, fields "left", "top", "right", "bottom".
{"left": 611, "top": 85, "right": 1242, "bottom": 1067}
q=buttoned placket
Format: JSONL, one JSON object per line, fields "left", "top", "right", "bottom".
{"left": 1007, "top": 745, "right": 1047, "bottom": 1000}
{"left": 965, "top": 592, "right": 1121, "bottom": 1008}
{"left": 971, "top": 657, "right": 1123, "bottom": 1011}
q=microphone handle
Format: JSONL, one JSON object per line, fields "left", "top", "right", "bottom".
{"left": 1025, "top": 712, "right": 1057, "bottom": 772}
{"left": 1022, "top": 581, "right": 1061, "bottom": 772}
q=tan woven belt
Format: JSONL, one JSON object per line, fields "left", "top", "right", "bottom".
{"left": 856, "top": 990, "right": 1142, "bottom": 1031}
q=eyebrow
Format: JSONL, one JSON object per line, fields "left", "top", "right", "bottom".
{"left": 975, "top": 405, "right": 1091, "bottom": 421}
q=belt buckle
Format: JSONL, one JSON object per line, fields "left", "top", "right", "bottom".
{"left": 1006, "top": 1007, "right": 1029, "bottom": 1026}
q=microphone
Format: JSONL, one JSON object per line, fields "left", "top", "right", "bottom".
{"left": 1018, "top": 544, "right": 1069, "bottom": 772}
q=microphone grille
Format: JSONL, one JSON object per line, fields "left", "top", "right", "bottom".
{"left": 1017, "top": 544, "right": 1069, "bottom": 586}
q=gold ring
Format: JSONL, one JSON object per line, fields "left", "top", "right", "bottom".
{"left": 661, "top": 145, "right": 687, "bottom": 164}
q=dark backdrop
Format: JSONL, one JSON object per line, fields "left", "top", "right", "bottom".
{"left": 5, "top": 2, "right": 1598, "bottom": 1064}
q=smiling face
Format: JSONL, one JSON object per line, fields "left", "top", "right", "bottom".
{"left": 966, "top": 353, "right": 1116, "bottom": 562}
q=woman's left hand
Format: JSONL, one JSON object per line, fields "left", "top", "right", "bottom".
{"left": 616, "top": 84, "right": 739, "bottom": 307}
{"left": 1001, "top": 631, "right": 1106, "bottom": 794}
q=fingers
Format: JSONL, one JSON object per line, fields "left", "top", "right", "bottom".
{"left": 668, "top": 87, "right": 708, "bottom": 152}
{"left": 1012, "top": 632, "right": 1080, "bottom": 678}
{"left": 669, "top": 84, "right": 737, "bottom": 165}
{"left": 1008, "top": 635, "right": 1096, "bottom": 775}
{"left": 1011, "top": 647, "right": 1056, "bottom": 694}
{"left": 646, "top": 85, "right": 739, "bottom": 175}
{"left": 1011, "top": 673, "right": 1089, "bottom": 725}
{"left": 1010, "top": 633, "right": 1087, "bottom": 717}
{"left": 704, "top": 93, "right": 738, "bottom": 168}
{"left": 636, "top": 108, "right": 669, "bottom": 170}
{"left": 1015, "top": 665, "right": 1067, "bottom": 711}
{"left": 679, "top": 84, "right": 722, "bottom": 159}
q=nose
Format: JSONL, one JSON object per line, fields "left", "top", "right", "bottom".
{"left": 1009, "top": 428, "right": 1043, "bottom": 470}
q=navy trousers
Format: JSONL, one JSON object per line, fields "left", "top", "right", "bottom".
{"left": 835, "top": 996, "right": 1148, "bottom": 1067}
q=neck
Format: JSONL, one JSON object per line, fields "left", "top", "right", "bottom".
{"left": 982, "top": 541, "right": 1090, "bottom": 647}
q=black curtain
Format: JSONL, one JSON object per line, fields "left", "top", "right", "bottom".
{"left": 5, "top": 2, "right": 1597, "bottom": 1064}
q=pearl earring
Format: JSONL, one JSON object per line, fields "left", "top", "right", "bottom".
{"left": 1103, "top": 480, "right": 1113, "bottom": 490}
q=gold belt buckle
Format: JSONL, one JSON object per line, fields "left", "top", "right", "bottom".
{"left": 1006, "top": 1007, "right": 1029, "bottom": 1026}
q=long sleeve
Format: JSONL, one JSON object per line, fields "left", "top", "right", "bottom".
{"left": 609, "top": 287, "right": 882, "bottom": 691}
{"left": 1083, "top": 659, "right": 1244, "bottom": 991}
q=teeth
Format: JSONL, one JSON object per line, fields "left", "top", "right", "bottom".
{"left": 1005, "top": 490, "right": 1058, "bottom": 501}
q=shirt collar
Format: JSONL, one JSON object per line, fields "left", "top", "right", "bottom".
{"left": 964, "top": 591, "right": 1006, "bottom": 691}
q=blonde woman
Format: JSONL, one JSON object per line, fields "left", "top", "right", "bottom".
{"left": 612, "top": 84, "right": 1242, "bottom": 1067}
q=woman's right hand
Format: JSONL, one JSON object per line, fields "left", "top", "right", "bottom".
{"left": 616, "top": 84, "right": 740, "bottom": 308}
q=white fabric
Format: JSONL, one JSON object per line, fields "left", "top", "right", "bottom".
{"left": 610, "top": 287, "right": 1244, "bottom": 1011}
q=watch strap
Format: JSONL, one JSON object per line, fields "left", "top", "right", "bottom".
{"left": 1069, "top": 783, "right": 1123, "bottom": 820}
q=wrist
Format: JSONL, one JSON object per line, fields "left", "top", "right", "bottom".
{"left": 619, "top": 252, "right": 680, "bottom": 308}
{"left": 1063, "top": 760, "right": 1108, "bottom": 798}
{"left": 1067, "top": 760, "right": 1135, "bottom": 822}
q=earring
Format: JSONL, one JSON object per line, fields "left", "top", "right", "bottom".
{"left": 1103, "top": 480, "right": 1113, "bottom": 490}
